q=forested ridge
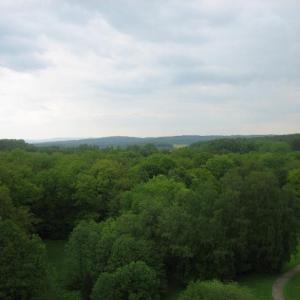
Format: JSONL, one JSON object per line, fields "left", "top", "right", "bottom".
{"left": 33, "top": 135, "right": 225, "bottom": 149}
{"left": 1, "top": 135, "right": 300, "bottom": 300}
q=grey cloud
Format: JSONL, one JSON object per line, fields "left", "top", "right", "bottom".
{"left": 171, "top": 69, "right": 252, "bottom": 86}
{"left": 158, "top": 54, "right": 203, "bottom": 69}
{"left": 0, "top": 27, "right": 47, "bottom": 70}
{"left": 66, "top": 0, "right": 234, "bottom": 43}
{"left": 0, "top": 0, "right": 300, "bottom": 138}
{"left": 0, "top": 7, "right": 47, "bottom": 70}
{"left": 0, "top": 53, "right": 46, "bottom": 71}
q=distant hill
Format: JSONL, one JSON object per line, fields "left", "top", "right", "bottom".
{"left": 33, "top": 135, "right": 227, "bottom": 149}
{"left": 32, "top": 134, "right": 300, "bottom": 150}
{"left": 27, "top": 137, "right": 80, "bottom": 143}
{"left": 3, "top": 134, "right": 299, "bottom": 151}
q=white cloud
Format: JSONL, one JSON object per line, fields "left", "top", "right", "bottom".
{"left": 0, "top": 0, "right": 299, "bottom": 139}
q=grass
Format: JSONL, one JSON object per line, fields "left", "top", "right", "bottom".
{"left": 173, "top": 144, "right": 188, "bottom": 149}
{"left": 45, "top": 240, "right": 80, "bottom": 300}
{"left": 164, "top": 274, "right": 278, "bottom": 300}
{"left": 165, "top": 274, "right": 278, "bottom": 300}
{"left": 282, "top": 244, "right": 300, "bottom": 300}
{"left": 45, "top": 240, "right": 67, "bottom": 274}
{"left": 239, "top": 273, "right": 276, "bottom": 300}
{"left": 284, "top": 272, "right": 300, "bottom": 300}
{"left": 165, "top": 274, "right": 277, "bottom": 300}
{"left": 239, "top": 244, "right": 300, "bottom": 300}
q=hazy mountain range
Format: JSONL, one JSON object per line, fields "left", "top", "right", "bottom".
{"left": 31, "top": 135, "right": 262, "bottom": 149}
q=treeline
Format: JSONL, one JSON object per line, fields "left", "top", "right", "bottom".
{"left": 0, "top": 139, "right": 30, "bottom": 150}
{"left": 1, "top": 136, "right": 300, "bottom": 299}
{"left": 192, "top": 134, "right": 300, "bottom": 152}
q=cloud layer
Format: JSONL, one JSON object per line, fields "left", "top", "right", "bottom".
{"left": 0, "top": 0, "right": 299, "bottom": 139}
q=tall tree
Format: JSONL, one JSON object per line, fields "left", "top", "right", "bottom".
{"left": 0, "top": 220, "right": 48, "bottom": 300}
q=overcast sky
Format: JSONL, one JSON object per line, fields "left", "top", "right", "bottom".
{"left": 0, "top": 0, "right": 299, "bottom": 139}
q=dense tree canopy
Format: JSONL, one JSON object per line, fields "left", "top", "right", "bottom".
{"left": 0, "top": 220, "right": 48, "bottom": 300}
{"left": 91, "top": 261, "right": 159, "bottom": 300}
{"left": 1, "top": 135, "right": 300, "bottom": 299}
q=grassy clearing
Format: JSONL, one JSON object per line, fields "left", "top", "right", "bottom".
{"left": 283, "top": 244, "right": 300, "bottom": 300}
{"left": 165, "top": 274, "right": 277, "bottom": 300}
{"left": 284, "top": 272, "right": 300, "bottom": 300}
{"left": 45, "top": 240, "right": 67, "bottom": 273}
{"left": 45, "top": 240, "right": 80, "bottom": 300}
{"left": 239, "top": 274, "right": 276, "bottom": 300}
{"left": 173, "top": 144, "right": 188, "bottom": 149}
{"left": 239, "top": 244, "right": 300, "bottom": 300}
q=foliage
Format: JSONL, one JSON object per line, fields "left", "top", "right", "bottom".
{"left": 178, "top": 280, "right": 256, "bottom": 300}
{"left": 284, "top": 272, "right": 300, "bottom": 300}
{"left": 64, "top": 220, "right": 103, "bottom": 298}
{"left": 1, "top": 136, "right": 300, "bottom": 299}
{"left": 0, "top": 139, "right": 28, "bottom": 150}
{"left": 0, "top": 220, "right": 48, "bottom": 300}
{"left": 91, "top": 261, "right": 159, "bottom": 300}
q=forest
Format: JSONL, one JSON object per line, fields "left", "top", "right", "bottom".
{"left": 1, "top": 134, "right": 300, "bottom": 300}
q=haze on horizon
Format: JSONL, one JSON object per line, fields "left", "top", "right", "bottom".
{"left": 0, "top": 0, "right": 300, "bottom": 140}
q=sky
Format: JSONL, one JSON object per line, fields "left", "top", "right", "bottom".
{"left": 0, "top": 0, "right": 300, "bottom": 140}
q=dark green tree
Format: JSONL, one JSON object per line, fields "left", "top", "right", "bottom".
{"left": 64, "top": 220, "right": 103, "bottom": 299}
{"left": 91, "top": 261, "right": 159, "bottom": 300}
{"left": 0, "top": 220, "right": 48, "bottom": 300}
{"left": 178, "top": 280, "right": 255, "bottom": 300}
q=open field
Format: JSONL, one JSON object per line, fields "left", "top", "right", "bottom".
{"left": 45, "top": 240, "right": 81, "bottom": 300}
